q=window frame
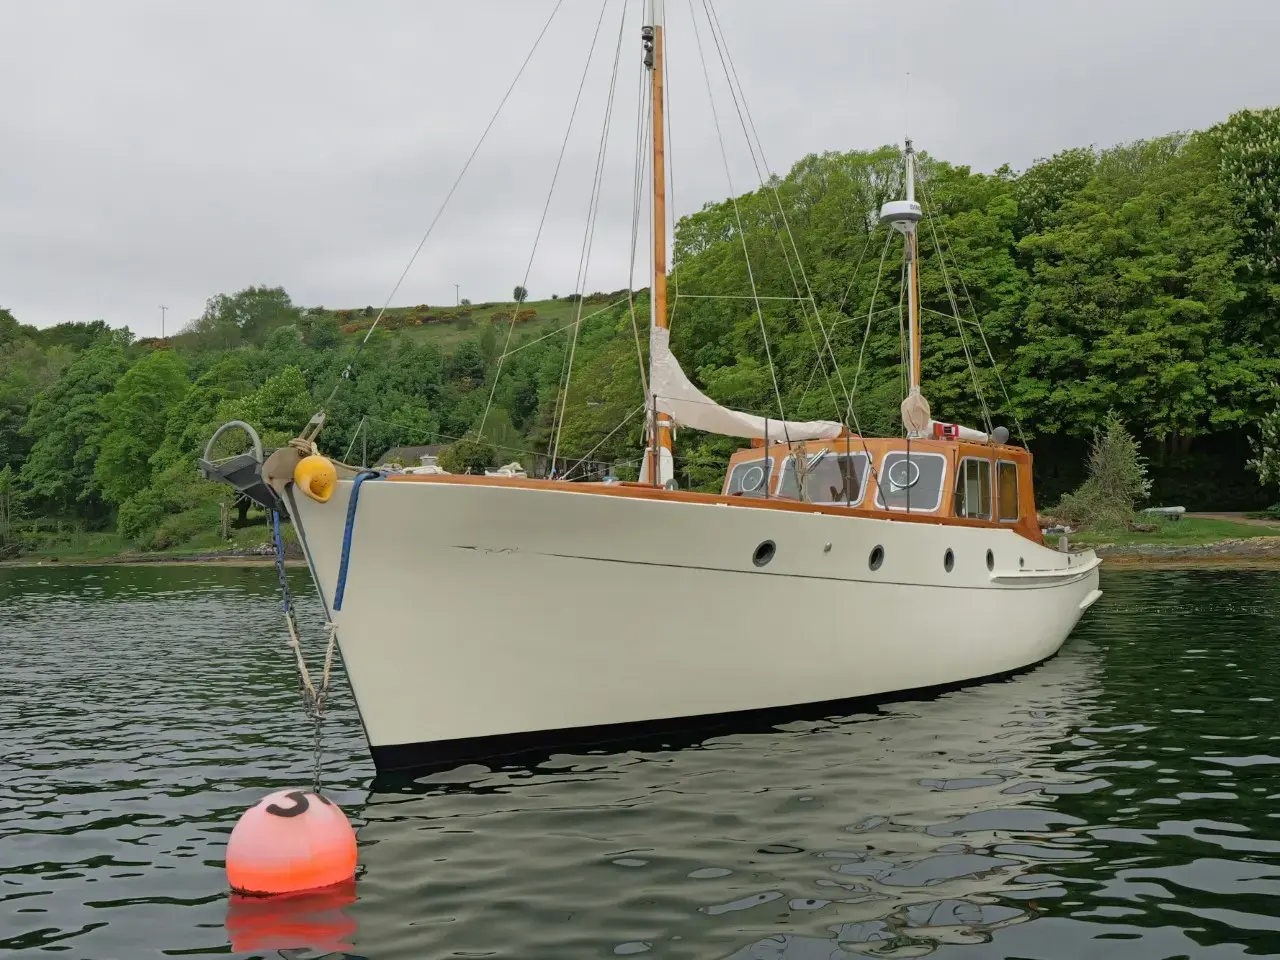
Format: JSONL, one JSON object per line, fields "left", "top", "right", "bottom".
{"left": 874, "top": 450, "right": 948, "bottom": 513}
{"left": 776, "top": 450, "right": 871, "bottom": 506}
{"left": 954, "top": 456, "right": 994, "bottom": 521}
{"left": 996, "top": 459, "right": 1020, "bottom": 522}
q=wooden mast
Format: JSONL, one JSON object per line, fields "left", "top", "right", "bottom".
{"left": 644, "top": 0, "right": 672, "bottom": 486}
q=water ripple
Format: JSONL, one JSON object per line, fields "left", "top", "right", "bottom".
{"left": 2, "top": 566, "right": 1280, "bottom": 957}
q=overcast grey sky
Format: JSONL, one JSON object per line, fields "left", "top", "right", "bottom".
{"left": 2, "top": 0, "right": 1276, "bottom": 337}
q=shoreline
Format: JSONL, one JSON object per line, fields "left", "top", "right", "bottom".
{"left": 1088, "top": 535, "right": 1280, "bottom": 568}
{"left": 0, "top": 552, "right": 305, "bottom": 569}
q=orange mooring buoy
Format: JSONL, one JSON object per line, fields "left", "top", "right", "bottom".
{"left": 226, "top": 790, "right": 357, "bottom": 896}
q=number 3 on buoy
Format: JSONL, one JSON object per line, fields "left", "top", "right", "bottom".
{"left": 226, "top": 790, "right": 357, "bottom": 896}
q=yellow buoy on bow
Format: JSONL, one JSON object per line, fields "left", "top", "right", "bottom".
{"left": 295, "top": 455, "right": 337, "bottom": 503}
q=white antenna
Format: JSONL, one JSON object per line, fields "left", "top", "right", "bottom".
{"left": 905, "top": 71, "right": 912, "bottom": 142}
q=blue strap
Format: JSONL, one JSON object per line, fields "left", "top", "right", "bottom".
{"left": 334, "top": 471, "right": 380, "bottom": 612}
{"left": 271, "top": 509, "right": 292, "bottom": 614}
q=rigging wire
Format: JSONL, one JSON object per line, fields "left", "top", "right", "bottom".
{"left": 796, "top": 305, "right": 900, "bottom": 409}
{"left": 917, "top": 168, "right": 1029, "bottom": 447}
{"left": 549, "top": 0, "right": 629, "bottom": 469}
{"left": 841, "top": 231, "right": 896, "bottom": 484}
{"left": 561, "top": 402, "right": 648, "bottom": 481}
{"left": 793, "top": 227, "right": 879, "bottom": 411}
{"left": 701, "top": 0, "right": 848, "bottom": 423}
{"left": 495, "top": 296, "right": 632, "bottom": 362}
{"left": 835, "top": 229, "right": 879, "bottom": 328}
{"left": 687, "top": 0, "right": 790, "bottom": 441}
{"left": 479, "top": 0, "right": 613, "bottom": 439}
{"left": 321, "top": 0, "right": 566, "bottom": 412}
{"left": 672, "top": 293, "right": 811, "bottom": 301}
{"left": 663, "top": 0, "right": 682, "bottom": 332}
{"left": 626, "top": 34, "right": 652, "bottom": 399}
{"left": 341, "top": 415, "right": 366, "bottom": 464}
{"left": 914, "top": 170, "right": 994, "bottom": 437}
{"left": 897, "top": 253, "right": 910, "bottom": 424}
{"left": 356, "top": 413, "right": 627, "bottom": 473}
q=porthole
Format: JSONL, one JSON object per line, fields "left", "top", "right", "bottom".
{"left": 944, "top": 549, "right": 955, "bottom": 573}
{"left": 1019, "top": 557, "right": 1025, "bottom": 569}
{"left": 869, "top": 545, "right": 884, "bottom": 571}
{"left": 986, "top": 549, "right": 994, "bottom": 571}
{"left": 753, "top": 540, "right": 776, "bottom": 567}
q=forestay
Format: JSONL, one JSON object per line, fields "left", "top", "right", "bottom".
{"left": 649, "top": 327, "right": 844, "bottom": 441}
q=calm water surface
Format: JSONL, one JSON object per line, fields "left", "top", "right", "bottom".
{"left": 2, "top": 565, "right": 1279, "bottom": 959}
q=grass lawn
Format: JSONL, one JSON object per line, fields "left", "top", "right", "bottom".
{"left": 1069, "top": 515, "right": 1280, "bottom": 548}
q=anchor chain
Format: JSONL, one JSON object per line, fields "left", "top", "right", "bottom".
{"left": 270, "top": 509, "right": 337, "bottom": 796}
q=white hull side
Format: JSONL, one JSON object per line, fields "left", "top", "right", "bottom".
{"left": 288, "top": 480, "right": 1099, "bottom": 762}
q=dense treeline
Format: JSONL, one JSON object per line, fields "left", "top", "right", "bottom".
{"left": 1, "top": 107, "right": 1278, "bottom": 555}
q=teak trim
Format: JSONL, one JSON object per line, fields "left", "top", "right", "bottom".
{"left": 383, "top": 472, "right": 1045, "bottom": 544}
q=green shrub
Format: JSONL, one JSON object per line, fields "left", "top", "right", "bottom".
{"left": 117, "top": 494, "right": 164, "bottom": 547}
{"left": 152, "top": 503, "right": 220, "bottom": 551}
{"left": 1056, "top": 412, "right": 1151, "bottom": 528}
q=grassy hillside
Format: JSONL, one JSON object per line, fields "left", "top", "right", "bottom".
{"left": 316, "top": 293, "right": 632, "bottom": 351}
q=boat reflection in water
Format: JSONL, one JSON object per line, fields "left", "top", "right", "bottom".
{"left": 347, "top": 642, "right": 1102, "bottom": 958}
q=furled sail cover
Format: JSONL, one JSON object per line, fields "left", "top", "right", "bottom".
{"left": 649, "top": 326, "right": 844, "bottom": 441}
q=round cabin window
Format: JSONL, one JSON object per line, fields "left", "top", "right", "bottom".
{"left": 887, "top": 458, "right": 920, "bottom": 491}
{"left": 740, "top": 464, "right": 766, "bottom": 494}
{"left": 944, "top": 548, "right": 955, "bottom": 573}
{"left": 753, "top": 540, "right": 776, "bottom": 567}
{"left": 986, "top": 549, "right": 994, "bottom": 571}
{"left": 869, "top": 545, "right": 884, "bottom": 571}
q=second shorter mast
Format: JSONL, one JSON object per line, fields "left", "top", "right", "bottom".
{"left": 881, "top": 137, "right": 930, "bottom": 438}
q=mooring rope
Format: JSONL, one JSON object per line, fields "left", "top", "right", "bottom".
{"left": 271, "top": 508, "right": 339, "bottom": 795}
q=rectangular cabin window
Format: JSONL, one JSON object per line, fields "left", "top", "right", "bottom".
{"left": 776, "top": 452, "right": 869, "bottom": 504}
{"left": 954, "top": 458, "right": 992, "bottom": 520}
{"left": 725, "top": 458, "right": 773, "bottom": 498}
{"left": 997, "top": 460, "right": 1020, "bottom": 521}
{"left": 875, "top": 451, "right": 947, "bottom": 512}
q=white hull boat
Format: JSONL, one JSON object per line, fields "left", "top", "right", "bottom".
{"left": 282, "top": 475, "right": 1098, "bottom": 770}
{"left": 202, "top": 0, "right": 1101, "bottom": 773}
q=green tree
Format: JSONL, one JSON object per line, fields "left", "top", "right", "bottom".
{"left": 217, "top": 366, "right": 315, "bottom": 446}
{"left": 94, "top": 350, "right": 191, "bottom": 506}
{"left": 198, "top": 286, "right": 302, "bottom": 346}
{"left": 513, "top": 285, "right": 528, "bottom": 303}
{"left": 150, "top": 355, "right": 254, "bottom": 472}
{"left": 1014, "top": 134, "right": 1275, "bottom": 449}
{"left": 0, "top": 464, "right": 23, "bottom": 545}
{"left": 0, "top": 308, "right": 28, "bottom": 346}
{"left": 438, "top": 435, "right": 497, "bottom": 474}
{"left": 1212, "top": 107, "right": 1280, "bottom": 272}
{"left": 1057, "top": 412, "right": 1152, "bottom": 527}
{"left": 1248, "top": 405, "right": 1280, "bottom": 491}
{"left": 19, "top": 339, "right": 130, "bottom": 518}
